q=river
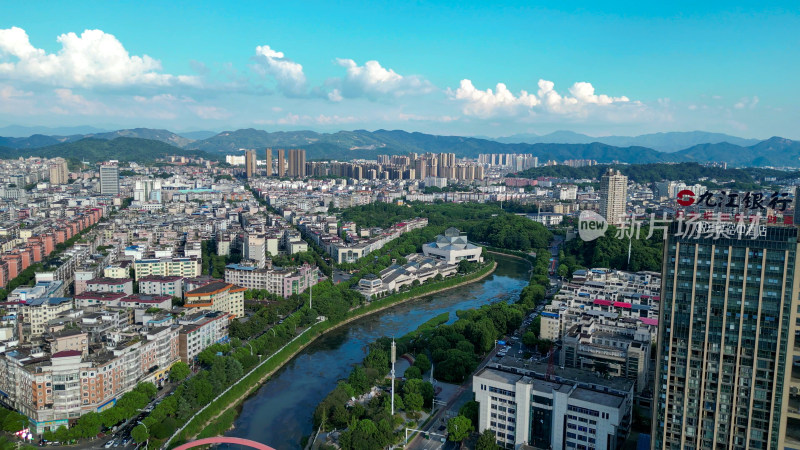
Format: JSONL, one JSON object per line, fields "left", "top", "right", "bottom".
{"left": 224, "top": 254, "right": 530, "bottom": 449}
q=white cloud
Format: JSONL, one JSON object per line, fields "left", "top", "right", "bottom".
{"left": 327, "top": 88, "right": 343, "bottom": 102}
{"left": 452, "top": 79, "right": 539, "bottom": 116}
{"left": 0, "top": 84, "right": 35, "bottom": 114}
{"left": 0, "top": 27, "right": 197, "bottom": 88}
{"left": 734, "top": 96, "right": 759, "bottom": 109}
{"left": 451, "top": 78, "right": 631, "bottom": 117}
{"left": 253, "top": 45, "right": 307, "bottom": 96}
{"left": 331, "top": 58, "right": 434, "bottom": 100}
{"left": 52, "top": 89, "right": 110, "bottom": 115}
{"left": 0, "top": 85, "right": 32, "bottom": 100}
{"left": 188, "top": 105, "right": 230, "bottom": 120}
{"left": 256, "top": 112, "right": 358, "bottom": 126}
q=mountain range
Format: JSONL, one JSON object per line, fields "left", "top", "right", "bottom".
{"left": 492, "top": 130, "right": 761, "bottom": 152}
{"left": 0, "top": 127, "right": 799, "bottom": 168}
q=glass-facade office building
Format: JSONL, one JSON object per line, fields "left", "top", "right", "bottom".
{"left": 653, "top": 222, "right": 800, "bottom": 449}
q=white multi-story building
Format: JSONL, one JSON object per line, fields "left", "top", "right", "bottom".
{"left": 138, "top": 275, "right": 184, "bottom": 298}
{"left": 473, "top": 363, "right": 633, "bottom": 450}
{"left": 177, "top": 311, "right": 230, "bottom": 363}
{"left": 244, "top": 233, "right": 267, "bottom": 266}
{"left": 224, "top": 262, "right": 318, "bottom": 298}
{"left": 133, "top": 257, "right": 201, "bottom": 280}
{"left": 20, "top": 297, "right": 74, "bottom": 337}
{"left": 85, "top": 277, "right": 134, "bottom": 295}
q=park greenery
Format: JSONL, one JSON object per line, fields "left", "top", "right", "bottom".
{"left": 339, "top": 202, "right": 552, "bottom": 252}
{"left": 561, "top": 225, "right": 663, "bottom": 273}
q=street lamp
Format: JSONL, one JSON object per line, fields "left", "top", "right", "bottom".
{"left": 136, "top": 421, "right": 149, "bottom": 449}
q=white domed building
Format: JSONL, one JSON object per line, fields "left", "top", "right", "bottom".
{"left": 422, "top": 227, "right": 483, "bottom": 264}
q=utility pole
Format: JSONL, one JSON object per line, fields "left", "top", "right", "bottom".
{"left": 391, "top": 339, "right": 396, "bottom": 416}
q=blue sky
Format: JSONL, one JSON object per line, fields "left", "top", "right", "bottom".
{"left": 1, "top": 1, "right": 798, "bottom": 138}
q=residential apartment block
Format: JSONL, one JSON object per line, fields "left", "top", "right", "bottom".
{"left": 184, "top": 281, "right": 245, "bottom": 318}
{"left": 133, "top": 257, "right": 201, "bottom": 281}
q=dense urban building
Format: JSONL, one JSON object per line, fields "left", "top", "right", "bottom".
{"left": 653, "top": 220, "right": 800, "bottom": 449}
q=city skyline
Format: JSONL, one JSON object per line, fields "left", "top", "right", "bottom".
{"left": 1, "top": 2, "right": 799, "bottom": 138}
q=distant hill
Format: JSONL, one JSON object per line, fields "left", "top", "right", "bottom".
{"left": 0, "top": 125, "right": 107, "bottom": 137}
{"left": 494, "top": 130, "right": 761, "bottom": 152}
{"left": 87, "top": 128, "right": 193, "bottom": 148}
{"left": 0, "top": 133, "right": 84, "bottom": 149}
{"left": 0, "top": 127, "right": 193, "bottom": 150}
{"left": 513, "top": 162, "right": 781, "bottom": 184}
{"left": 188, "top": 129, "right": 670, "bottom": 162}
{"left": 671, "top": 137, "right": 800, "bottom": 167}
{"left": 0, "top": 127, "right": 796, "bottom": 168}
{"left": 177, "top": 130, "right": 218, "bottom": 140}
{"left": 0, "top": 137, "right": 215, "bottom": 163}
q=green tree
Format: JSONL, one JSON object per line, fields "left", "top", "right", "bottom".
{"left": 447, "top": 415, "right": 474, "bottom": 442}
{"left": 169, "top": 361, "right": 191, "bottom": 382}
{"left": 404, "top": 366, "right": 422, "bottom": 379}
{"left": 341, "top": 418, "right": 382, "bottom": 450}
{"left": 476, "top": 430, "right": 500, "bottom": 450}
{"left": 348, "top": 365, "right": 369, "bottom": 394}
{"left": 458, "top": 401, "right": 479, "bottom": 426}
{"left": 403, "top": 392, "right": 424, "bottom": 412}
{"left": 1, "top": 411, "right": 27, "bottom": 432}
{"left": 413, "top": 353, "right": 431, "bottom": 373}
{"left": 557, "top": 263, "right": 568, "bottom": 278}
{"left": 131, "top": 424, "right": 148, "bottom": 443}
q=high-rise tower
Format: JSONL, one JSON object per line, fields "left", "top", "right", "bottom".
{"left": 600, "top": 168, "right": 628, "bottom": 225}
{"left": 653, "top": 218, "right": 800, "bottom": 449}
{"left": 277, "top": 149, "right": 286, "bottom": 177}
{"left": 288, "top": 149, "right": 306, "bottom": 178}
{"left": 245, "top": 149, "right": 256, "bottom": 178}
{"left": 265, "top": 148, "right": 272, "bottom": 177}
{"left": 99, "top": 161, "right": 119, "bottom": 195}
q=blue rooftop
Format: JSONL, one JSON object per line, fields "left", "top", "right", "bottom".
{"left": 25, "top": 297, "right": 72, "bottom": 306}
{"left": 226, "top": 264, "right": 256, "bottom": 271}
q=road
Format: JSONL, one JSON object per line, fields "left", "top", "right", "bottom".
{"left": 405, "top": 341, "right": 502, "bottom": 450}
